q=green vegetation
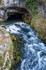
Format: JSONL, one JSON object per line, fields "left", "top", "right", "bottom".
{"left": 0, "top": 0, "right": 2, "bottom": 4}
{"left": 6, "top": 60, "right": 10, "bottom": 67}
{"left": 10, "top": 34, "right": 24, "bottom": 69}
{"left": 0, "top": 19, "right": 6, "bottom": 24}
{"left": 26, "top": 0, "right": 46, "bottom": 43}
{"left": 26, "top": 0, "right": 37, "bottom": 17}
{"left": 0, "top": 56, "right": 4, "bottom": 66}
{"left": 31, "top": 18, "right": 46, "bottom": 43}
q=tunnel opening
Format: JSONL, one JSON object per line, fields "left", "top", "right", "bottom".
{"left": 7, "top": 12, "right": 24, "bottom": 21}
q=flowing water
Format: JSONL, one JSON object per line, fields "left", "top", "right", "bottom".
{"left": 5, "top": 21, "right": 46, "bottom": 70}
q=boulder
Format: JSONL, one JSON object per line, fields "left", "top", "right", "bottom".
{"left": 31, "top": 18, "right": 46, "bottom": 43}
{"left": 37, "top": 0, "right": 46, "bottom": 18}
{"left": 0, "top": 26, "right": 13, "bottom": 70}
{"left": 30, "top": 0, "right": 46, "bottom": 43}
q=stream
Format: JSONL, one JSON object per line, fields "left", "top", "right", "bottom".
{"left": 5, "top": 21, "right": 46, "bottom": 70}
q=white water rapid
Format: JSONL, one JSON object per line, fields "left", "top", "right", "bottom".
{"left": 6, "top": 21, "right": 46, "bottom": 70}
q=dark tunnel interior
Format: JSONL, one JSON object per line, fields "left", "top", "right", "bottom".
{"left": 7, "top": 13, "right": 23, "bottom": 21}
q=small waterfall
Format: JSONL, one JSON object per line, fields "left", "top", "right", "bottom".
{"left": 5, "top": 21, "right": 46, "bottom": 70}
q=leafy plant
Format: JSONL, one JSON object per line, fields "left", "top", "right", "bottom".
{"left": 26, "top": 0, "right": 37, "bottom": 17}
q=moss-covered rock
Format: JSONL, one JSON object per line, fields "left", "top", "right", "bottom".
{"left": 31, "top": 17, "right": 46, "bottom": 43}
{"left": 0, "top": 27, "right": 13, "bottom": 70}
{"left": 23, "top": 13, "right": 32, "bottom": 24}
{"left": 10, "top": 34, "right": 24, "bottom": 69}
{"left": 0, "top": 0, "right": 2, "bottom": 5}
{"left": 0, "top": 19, "right": 6, "bottom": 24}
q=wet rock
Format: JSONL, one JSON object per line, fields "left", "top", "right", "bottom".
{"left": 0, "top": 27, "right": 13, "bottom": 70}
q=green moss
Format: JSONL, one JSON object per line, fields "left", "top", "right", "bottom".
{"left": 6, "top": 60, "right": 10, "bottom": 67}
{"left": 26, "top": 0, "right": 37, "bottom": 17}
{"left": 0, "top": 0, "right": 2, "bottom": 5}
{"left": 23, "top": 17, "right": 29, "bottom": 24}
{"left": 23, "top": 13, "right": 31, "bottom": 24}
{"left": 1, "top": 28, "right": 7, "bottom": 33}
{"left": 9, "top": 61, "right": 14, "bottom": 70}
{"left": 10, "top": 34, "right": 24, "bottom": 64}
{"left": 16, "top": 56, "right": 21, "bottom": 64}
{"left": 31, "top": 20, "right": 34, "bottom": 26}
{"left": 38, "top": 34, "right": 46, "bottom": 43}
{"left": 31, "top": 15, "right": 46, "bottom": 43}
{"left": 0, "top": 19, "right": 6, "bottom": 23}
{"left": 0, "top": 56, "right": 4, "bottom": 66}
{"left": 9, "top": 40, "right": 13, "bottom": 60}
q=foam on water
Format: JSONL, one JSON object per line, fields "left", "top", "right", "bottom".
{"left": 6, "top": 21, "right": 46, "bottom": 70}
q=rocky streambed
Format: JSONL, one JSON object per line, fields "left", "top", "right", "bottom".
{"left": 1, "top": 21, "right": 46, "bottom": 70}
{"left": 0, "top": 0, "right": 46, "bottom": 70}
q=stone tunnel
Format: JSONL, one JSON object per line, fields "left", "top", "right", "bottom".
{"left": 0, "top": 0, "right": 32, "bottom": 24}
